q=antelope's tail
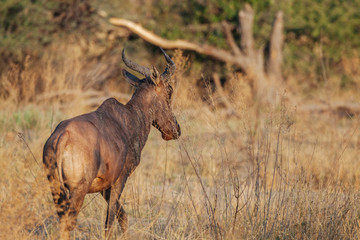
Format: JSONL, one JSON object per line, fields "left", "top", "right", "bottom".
{"left": 43, "top": 131, "right": 70, "bottom": 217}
{"left": 55, "top": 131, "right": 69, "bottom": 195}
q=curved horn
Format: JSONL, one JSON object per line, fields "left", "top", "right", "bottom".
{"left": 122, "top": 69, "right": 142, "bottom": 87}
{"left": 122, "top": 49, "right": 151, "bottom": 78}
{"left": 160, "top": 48, "right": 176, "bottom": 81}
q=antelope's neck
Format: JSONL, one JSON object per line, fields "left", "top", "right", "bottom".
{"left": 125, "top": 87, "right": 156, "bottom": 146}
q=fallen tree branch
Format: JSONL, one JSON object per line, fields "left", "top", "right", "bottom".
{"left": 108, "top": 18, "right": 247, "bottom": 68}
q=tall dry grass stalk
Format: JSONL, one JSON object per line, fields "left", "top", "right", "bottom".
{"left": 0, "top": 43, "right": 360, "bottom": 239}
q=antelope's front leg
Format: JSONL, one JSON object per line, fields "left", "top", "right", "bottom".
{"left": 102, "top": 173, "right": 129, "bottom": 239}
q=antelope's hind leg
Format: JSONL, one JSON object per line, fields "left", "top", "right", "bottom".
{"left": 50, "top": 180, "right": 88, "bottom": 240}
{"left": 62, "top": 189, "right": 88, "bottom": 239}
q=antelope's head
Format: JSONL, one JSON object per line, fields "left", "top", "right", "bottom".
{"left": 122, "top": 48, "right": 181, "bottom": 141}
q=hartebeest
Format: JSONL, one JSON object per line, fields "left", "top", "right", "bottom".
{"left": 43, "top": 48, "right": 180, "bottom": 239}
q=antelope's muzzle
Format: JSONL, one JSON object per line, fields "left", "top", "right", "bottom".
{"left": 161, "top": 120, "right": 181, "bottom": 141}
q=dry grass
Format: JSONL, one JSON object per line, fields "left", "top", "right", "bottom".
{"left": 0, "top": 43, "right": 360, "bottom": 240}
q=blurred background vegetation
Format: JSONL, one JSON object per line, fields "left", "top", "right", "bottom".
{"left": 1, "top": 1, "right": 360, "bottom": 239}
{"left": 1, "top": 0, "right": 360, "bottom": 95}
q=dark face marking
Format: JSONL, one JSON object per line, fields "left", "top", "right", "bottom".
{"left": 151, "top": 83, "right": 181, "bottom": 140}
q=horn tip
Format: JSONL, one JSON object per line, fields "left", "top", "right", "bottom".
{"left": 121, "top": 48, "right": 126, "bottom": 59}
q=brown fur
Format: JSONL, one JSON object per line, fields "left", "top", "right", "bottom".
{"left": 43, "top": 48, "right": 180, "bottom": 239}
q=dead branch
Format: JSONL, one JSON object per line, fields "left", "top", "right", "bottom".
{"left": 222, "top": 21, "right": 242, "bottom": 57}
{"left": 108, "top": 18, "right": 247, "bottom": 71}
{"left": 238, "top": 4, "right": 255, "bottom": 57}
{"left": 267, "top": 11, "right": 284, "bottom": 82}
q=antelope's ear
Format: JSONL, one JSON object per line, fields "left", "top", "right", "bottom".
{"left": 122, "top": 69, "right": 142, "bottom": 87}
{"left": 150, "top": 66, "right": 161, "bottom": 86}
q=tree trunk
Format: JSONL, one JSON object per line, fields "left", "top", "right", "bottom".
{"left": 267, "top": 11, "right": 284, "bottom": 83}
